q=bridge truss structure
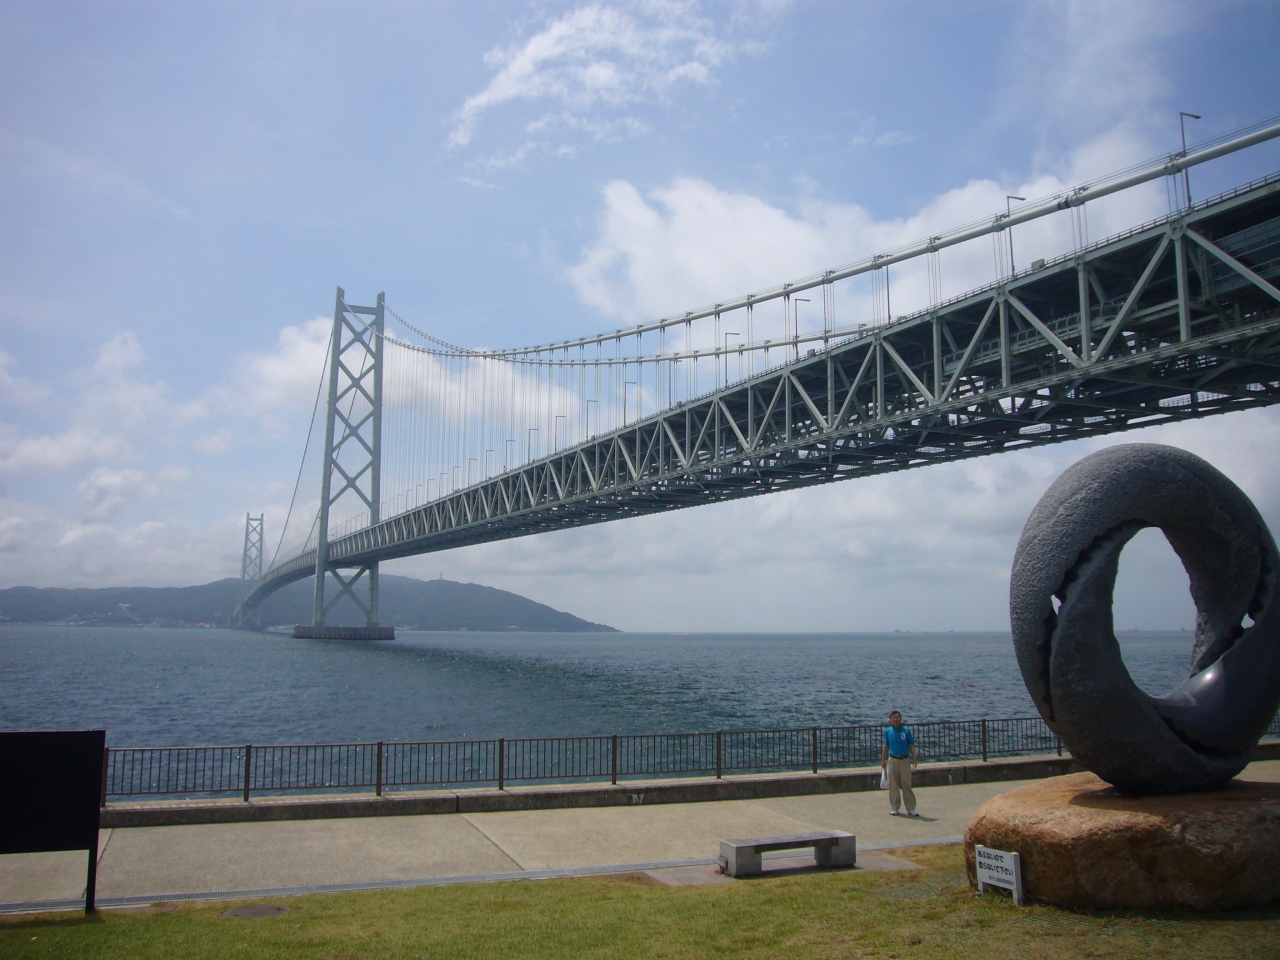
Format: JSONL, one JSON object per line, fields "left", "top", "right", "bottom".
{"left": 240, "top": 121, "right": 1280, "bottom": 623}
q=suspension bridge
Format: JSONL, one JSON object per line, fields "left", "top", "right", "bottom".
{"left": 236, "top": 120, "right": 1280, "bottom": 636}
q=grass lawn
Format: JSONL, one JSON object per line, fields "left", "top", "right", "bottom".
{"left": 2, "top": 845, "right": 1277, "bottom": 960}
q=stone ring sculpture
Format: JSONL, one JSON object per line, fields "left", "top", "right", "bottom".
{"left": 1010, "top": 443, "right": 1280, "bottom": 794}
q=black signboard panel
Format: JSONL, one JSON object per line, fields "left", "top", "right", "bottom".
{"left": 0, "top": 730, "right": 106, "bottom": 911}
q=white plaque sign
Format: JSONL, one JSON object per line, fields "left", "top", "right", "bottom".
{"left": 974, "top": 845, "right": 1023, "bottom": 906}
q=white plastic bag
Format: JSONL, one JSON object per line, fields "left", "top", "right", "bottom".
{"left": 879, "top": 769, "right": 888, "bottom": 790}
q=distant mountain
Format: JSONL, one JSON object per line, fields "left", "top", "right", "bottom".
{"left": 0, "top": 575, "right": 616, "bottom": 633}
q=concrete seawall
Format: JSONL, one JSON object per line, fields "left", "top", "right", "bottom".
{"left": 102, "top": 754, "right": 1081, "bottom": 827}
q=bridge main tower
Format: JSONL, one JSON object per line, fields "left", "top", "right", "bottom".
{"left": 231, "top": 512, "right": 264, "bottom": 629}
{"left": 294, "top": 288, "right": 394, "bottom": 640}
{"left": 240, "top": 513, "right": 264, "bottom": 583}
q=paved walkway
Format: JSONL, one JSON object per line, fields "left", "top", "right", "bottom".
{"left": 4, "top": 760, "right": 1278, "bottom": 910}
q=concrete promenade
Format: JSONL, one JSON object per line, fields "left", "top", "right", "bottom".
{"left": 3, "top": 758, "right": 1278, "bottom": 913}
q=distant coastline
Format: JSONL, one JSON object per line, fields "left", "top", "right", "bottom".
{"left": 0, "top": 575, "right": 617, "bottom": 633}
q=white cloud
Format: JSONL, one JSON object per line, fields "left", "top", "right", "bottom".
{"left": 849, "top": 117, "right": 915, "bottom": 151}
{"left": 728, "top": 0, "right": 793, "bottom": 23}
{"left": 0, "top": 316, "right": 336, "bottom": 587}
{"left": 236, "top": 317, "right": 330, "bottom": 427}
{"left": 78, "top": 467, "right": 149, "bottom": 519}
{"left": 191, "top": 429, "right": 234, "bottom": 454}
{"left": 76, "top": 466, "right": 187, "bottom": 520}
{"left": 95, "top": 331, "right": 145, "bottom": 372}
{"left": 0, "top": 337, "right": 171, "bottom": 484}
{"left": 999, "top": 0, "right": 1179, "bottom": 141}
{"left": 566, "top": 130, "right": 1163, "bottom": 327}
{"left": 568, "top": 176, "right": 835, "bottom": 321}
{"left": 448, "top": 1, "right": 735, "bottom": 151}
{"left": 556, "top": 0, "right": 1186, "bottom": 362}
{"left": 0, "top": 425, "right": 128, "bottom": 480}
{"left": 0, "top": 495, "right": 242, "bottom": 588}
{"left": 0, "top": 351, "right": 48, "bottom": 405}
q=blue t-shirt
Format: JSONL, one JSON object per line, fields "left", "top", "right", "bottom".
{"left": 884, "top": 725, "right": 914, "bottom": 758}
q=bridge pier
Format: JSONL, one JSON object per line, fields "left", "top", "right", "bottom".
{"left": 297, "top": 564, "right": 391, "bottom": 638}
{"left": 292, "top": 624, "right": 394, "bottom": 641}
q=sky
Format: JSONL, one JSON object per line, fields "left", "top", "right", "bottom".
{"left": 2, "top": 0, "right": 1280, "bottom": 632}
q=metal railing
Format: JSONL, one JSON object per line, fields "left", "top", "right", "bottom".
{"left": 101, "top": 712, "right": 1280, "bottom": 802}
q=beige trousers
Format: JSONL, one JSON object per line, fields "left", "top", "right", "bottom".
{"left": 887, "top": 756, "right": 916, "bottom": 813}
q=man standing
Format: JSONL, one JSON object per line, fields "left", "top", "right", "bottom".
{"left": 881, "top": 710, "right": 919, "bottom": 816}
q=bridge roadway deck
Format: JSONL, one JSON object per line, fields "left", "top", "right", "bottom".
{"left": 248, "top": 172, "right": 1280, "bottom": 608}
{"left": 3, "top": 757, "right": 1277, "bottom": 910}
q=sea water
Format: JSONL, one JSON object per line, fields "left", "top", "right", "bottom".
{"left": 0, "top": 627, "right": 1193, "bottom": 747}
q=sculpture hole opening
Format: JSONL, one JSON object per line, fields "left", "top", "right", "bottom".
{"left": 1113, "top": 527, "right": 1195, "bottom": 696}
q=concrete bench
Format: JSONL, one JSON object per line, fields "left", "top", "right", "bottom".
{"left": 718, "top": 830, "right": 856, "bottom": 877}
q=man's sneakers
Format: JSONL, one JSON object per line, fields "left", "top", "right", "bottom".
{"left": 906, "top": 810, "right": 921, "bottom": 818}
{"left": 890, "top": 810, "right": 900, "bottom": 816}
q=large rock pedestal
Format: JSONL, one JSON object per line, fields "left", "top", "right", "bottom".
{"left": 964, "top": 772, "right": 1280, "bottom": 909}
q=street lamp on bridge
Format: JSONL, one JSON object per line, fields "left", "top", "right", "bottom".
{"left": 1181, "top": 111, "right": 1202, "bottom": 208}
{"left": 1006, "top": 195, "right": 1026, "bottom": 275}
{"left": 794, "top": 298, "right": 810, "bottom": 360}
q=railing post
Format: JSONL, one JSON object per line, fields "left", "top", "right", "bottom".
{"left": 497, "top": 738, "right": 505, "bottom": 791}
{"left": 85, "top": 839, "right": 98, "bottom": 913}
{"left": 716, "top": 731, "right": 723, "bottom": 780}
{"left": 981, "top": 721, "right": 988, "bottom": 763}
{"left": 100, "top": 747, "right": 109, "bottom": 808}
{"left": 811, "top": 727, "right": 819, "bottom": 774}
{"left": 611, "top": 735, "right": 618, "bottom": 786}
{"left": 1056, "top": 734, "right": 1062, "bottom": 757}
{"left": 376, "top": 741, "right": 383, "bottom": 797}
{"left": 243, "top": 744, "right": 252, "bottom": 802}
